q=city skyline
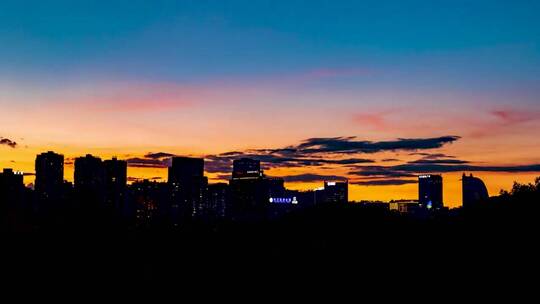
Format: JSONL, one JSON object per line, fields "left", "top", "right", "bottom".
{"left": 0, "top": 149, "right": 531, "bottom": 209}
{"left": 2, "top": 1, "right": 540, "bottom": 207}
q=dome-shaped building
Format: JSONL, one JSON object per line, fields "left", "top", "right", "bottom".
{"left": 462, "top": 174, "right": 489, "bottom": 208}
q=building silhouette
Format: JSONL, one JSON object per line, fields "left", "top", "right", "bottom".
{"left": 168, "top": 156, "right": 206, "bottom": 223}
{"left": 206, "top": 183, "right": 229, "bottom": 219}
{"left": 74, "top": 154, "right": 105, "bottom": 205}
{"left": 35, "top": 151, "right": 64, "bottom": 202}
{"left": 323, "top": 181, "right": 349, "bottom": 204}
{"left": 418, "top": 174, "right": 443, "bottom": 210}
{"left": 462, "top": 173, "right": 489, "bottom": 208}
{"left": 129, "top": 180, "right": 169, "bottom": 227}
{"left": 229, "top": 158, "right": 267, "bottom": 220}
{"left": 232, "top": 158, "right": 262, "bottom": 179}
{"left": 0, "top": 168, "right": 24, "bottom": 203}
{"left": 103, "top": 157, "right": 127, "bottom": 210}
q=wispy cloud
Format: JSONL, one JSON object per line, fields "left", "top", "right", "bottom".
{"left": 490, "top": 108, "right": 539, "bottom": 126}
{"left": 56, "top": 83, "right": 196, "bottom": 113}
{"left": 294, "top": 136, "right": 460, "bottom": 154}
{"left": 351, "top": 163, "right": 540, "bottom": 178}
{"left": 126, "top": 157, "right": 171, "bottom": 168}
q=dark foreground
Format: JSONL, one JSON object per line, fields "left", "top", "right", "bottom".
{"left": 2, "top": 182, "right": 540, "bottom": 293}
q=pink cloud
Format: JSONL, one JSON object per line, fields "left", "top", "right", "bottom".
{"left": 352, "top": 112, "right": 389, "bottom": 130}
{"left": 55, "top": 83, "right": 197, "bottom": 113}
{"left": 461, "top": 107, "right": 540, "bottom": 138}
{"left": 490, "top": 108, "right": 539, "bottom": 126}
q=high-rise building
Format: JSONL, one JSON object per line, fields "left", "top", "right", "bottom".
{"left": 35, "top": 151, "right": 64, "bottom": 202}
{"left": 168, "top": 156, "right": 206, "bottom": 222}
{"left": 462, "top": 173, "right": 489, "bottom": 208}
{"left": 129, "top": 180, "right": 169, "bottom": 227}
{"left": 103, "top": 157, "right": 127, "bottom": 209}
{"left": 324, "top": 181, "right": 348, "bottom": 204}
{"left": 206, "top": 183, "right": 229, "bottom": 219}
{"left": 0, "top": 168, "right": 24, "bottom": 204}
{"left": 232, "top": 158, "right": 262, "bottom": 179}
{"left": 74, "top": 154, "right": 105, "bottom": 203}
{"left": 418, "top": 174, "right": 443, "bottom": 210}
{"left": 229, "top": 158, "right": 267, "bottom": 220}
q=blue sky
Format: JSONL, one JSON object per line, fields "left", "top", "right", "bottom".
{"left": 1, "top": 0, "right": 539, "bottom": 85}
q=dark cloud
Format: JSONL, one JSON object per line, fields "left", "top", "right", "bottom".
{"left": 0, "top": 137, "right": 17, "bottom": 148}
{"left": 394, "top": 163, "right": 540, "bottom": 173}
{"left": 351, "top": 163, "right": 540, "bottom": 179}
{"left": 126, "top": 157, "right": 171, "bottom": 168}
{"left": 408, "top": 153, "right": 456, "bottom": 159}
{"left": 144, "top": 152, "right": 176, "bottom": 159}
{"left": 295, "top": 136, "right": 460, "bottom": 154}
{"left": 403, "top": 153, "right": 467, "bottom": 165}
{"left": 408, "top": 159, "right": 469, "bottom": 165}
{"left": 278, "top": 174, "right": 347, "bottom": 183}
{"left": 126, "top": 152, "right": 178, "bottom": 168}
{"left": 205, "top": 152, "right": 374, "bottom": 174}
{"left": 381, "top": 158, "right": 400, "bottom": 162}
{"left": 353, "top": 179, "right": 417, "bottom": 186}
{"left": 125, "top": 136, "right": 460, "bottom": 175}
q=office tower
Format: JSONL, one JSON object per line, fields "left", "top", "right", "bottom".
{"left": 35, "top": 151, "right": 64, "bottom": 202}
{"left": 418, "top": 174, "right": 443, "bottom": 210}
{"left": 462, "top": 173, "right": 489, "bottom": 208}
{"left": 0, "top": 168, "right": 24, "bottom": 204}
{"left": 129, "top": 180, "right": 169, "bottom": 227}
{"left": 206, "top": 183, "right": 229, "bottom": 219}
{"left": 103, "top": 157, "right": 127, "bottom": 209}
{"left": 168, "top": 156, "right": 206, "bottom": 223}
{"left": 323, "top": 181, "right": 349, "bottom": 204}
{"left": 229, "top": 158, "right": 267, "bottom": 220}
{"left": 232, "top": 158, "right": 262, "bottom": 179}
{"left": 74, "top": 154, "right": 105, "bottom": 204}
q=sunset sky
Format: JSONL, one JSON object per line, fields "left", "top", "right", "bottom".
{"left": 1, "top": 0, "right": 540, "bottom": 208}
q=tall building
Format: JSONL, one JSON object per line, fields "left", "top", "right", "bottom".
{"left": 103, "top": 157, "right": 127, "bottom": 209}
{"left": 168, "top": 156, "right": 206, "bottom": 222}
{"left": 206, "top": 183, "right": 229, "bottom": 219}
{"left": 35, "top": 151, "right": 64, "bottom": 202}
{"left": 232, "top": 158, "right": 262, "bottom": 179}
{"left": 74, "top": 154, "right": 105, "bottom": 203}
{"left": 418, "top": 174, "right": 443, "bottom": 210}
{"left": 0, "top": 168, "right": 24, "bottom": 204}
{"left": 129, "top": 180, "right": 169, "bottom": 227}
{"left": 324, "top": 181, "right": 348, "bottom": 204}
{"left": 462, "top": 174, "right": 489, "bottom": 208}
{"left": 229, "top": 158, "right": 268, "bottom": 220}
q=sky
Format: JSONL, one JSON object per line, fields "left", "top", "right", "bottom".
{"left": 1, "top": 0, "right": 540, "bottom": 208}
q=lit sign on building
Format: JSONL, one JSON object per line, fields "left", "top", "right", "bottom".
{"left": 269, "top": 197, "right": 298, "bottom": 205}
